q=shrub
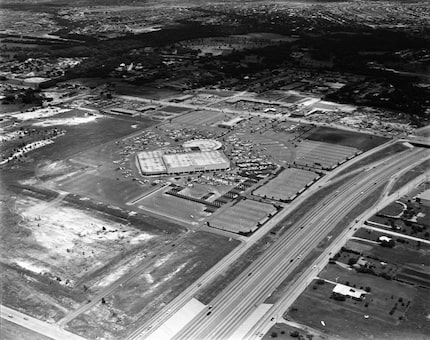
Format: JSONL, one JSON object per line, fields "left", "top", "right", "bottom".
{"left": 290, "top": 331, "right": 300, "bottom": 338}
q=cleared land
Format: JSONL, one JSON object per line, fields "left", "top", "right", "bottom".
{"left": 306, "top": 126, "right": 388, "bottom": 151}
{"left": 253, "top": 168, "right": 319, "bottom": 201}
{"left": 66, "top": 231, "right": 240, "bottom": 340}
{"left": 209, "top": 199, "right": 277, "bottom": 233}
{"left": 0, "top": 189, "right": 183, "bottom": 323}
{"left": 295, "top": 140, "right": 360, "bottom": 169}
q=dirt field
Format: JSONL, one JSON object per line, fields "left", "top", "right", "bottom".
{"left": 253, "top": 168, "right": 319, "bottom": 201}
{"left": 0, "top": 190, "right": 181, "bottom": 322}
{"left": 286, "top": 265, "right": 430, "bottom": 340}
{"left": 209, "top": 199, "right": 277, "bottom": 233}
{"left": 306, "top": 126, "right": 388, "bottom": 151}
{"left": 295, "top": 140, "right": 360, "bottom": 169}
{"left": 66, "top": 231, "right": 240, "bottom": 340}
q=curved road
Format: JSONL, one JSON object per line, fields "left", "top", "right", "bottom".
{"left": 170, "top": 147, "right": 427, "bottom": 340}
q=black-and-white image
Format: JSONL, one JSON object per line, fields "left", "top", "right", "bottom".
{"left": 1, "top": 1, "right": 429, "bottom": 339}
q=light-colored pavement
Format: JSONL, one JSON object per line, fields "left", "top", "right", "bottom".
{"left": 1, "top": 305, "right": 86, "bottom": 340}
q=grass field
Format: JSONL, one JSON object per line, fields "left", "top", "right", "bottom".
{"left": 22, "top": 116, "right": 153, "bottom": 162}
{"left": 378, "top": 201, "right": 405, "bottom": 217}
{"left": 295, "top": 140, "right": 360, "bottom": 169}
{"left": 209, "top": 199, "right": 276, "bottom": 233}
{"left": 138, "top": 188, "right": 207, "bottom": 223}
{"left": 351, "top": 230, "right": 430, "bottom": 267}
{"left": 66, "top": 231, "right": 240, "bottom": 340}
{"left": 306, "top": 127, "right": 388, "bottom": 151}
{"left": 336, "top": 142, "right": 409, "bottom": 177}
{"left": 287, "top": 265, "right": 430, "bottom": 340}
{"left": 389, "top": 159, "right": 430, "bottom": 194}
{"left": 253, "top": 168, "right": 318, "bottom": 201}
{"left": 57, "top": 171, "right": 152, "bottom": 207}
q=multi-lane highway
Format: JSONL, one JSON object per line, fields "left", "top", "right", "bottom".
{"left": 168, "top": 147, "right": 428, "bottom": 340}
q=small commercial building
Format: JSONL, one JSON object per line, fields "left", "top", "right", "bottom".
{"left": 332, "top": 284, "right": 367, "bottom": 301}
{"left": 218, "top": 116, "right": 245, "bottom": 129}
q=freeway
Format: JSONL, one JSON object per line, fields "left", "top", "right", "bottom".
{"left": 127, "top": 140, "right": 412, "bottom": 340}
{"left": 245, "top": 165, "right": 430, "bottom": 340}
{"left": 171, "top": 147, "right": 427, "bottom": 340}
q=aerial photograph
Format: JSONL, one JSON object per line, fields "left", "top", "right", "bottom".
{"left": 0, "top": 0, "right": 429, "bottom": 339}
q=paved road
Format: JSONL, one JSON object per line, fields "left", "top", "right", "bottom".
{"left": 245, "top": 162, "right": 430, "bottom": 340}
{"left": 1, "top": 305, "right": 86, "bottom": 340}
{"left": 170, "top": 147, "right": 427, "bottom": 340}
{"left": 126, "top": 142, "right": 419, "bottom": 340}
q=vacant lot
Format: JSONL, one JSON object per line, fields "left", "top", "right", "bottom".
{"left": 57, "top": 170, "right": 152, "bottom": 207}
{"left": 253, "top": 168, "right": 319, "bottom": 201}
{"left": 22, "top": 116, "right": 152, "bottom": 162}
{"left": 286, "top": 265, "right": 430, "bottom": 340}
{"left": 209, "top": 199, "right": 276, "bottom": 233}
{"left": 66, "top": 231, "right": 240, "bottom": 340}
{"left": 306, "top": 126, "right": 388, "bottom": 151}
{"left": 0, "top": 191, "right": 181, "bottom": 322}
{"left": 295, "top": 140, "right": 360, "bottom": 169}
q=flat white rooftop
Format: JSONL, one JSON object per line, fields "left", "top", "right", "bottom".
{"left": 137, "top": 150, "right": 166, "bottom": 174}
{"left": 163, "top": 151, "right": 229, "bottom": 171}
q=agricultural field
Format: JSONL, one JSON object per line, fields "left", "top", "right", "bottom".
{"left": 253, "top": 168, "right": 319, "bottom": 201}
{"left": 66, "top": 231, "right": 240, "bottom": 340}
{"left": 0, "top": 189, "right": 183, "bottom": 323}
{"left": 294, "top": 140, "right": 361, "bottom": 169}
{"left": 306, "top": 126, "right": 388, "bottom": 151}
{"left": 208, "top": 199, "right": 277, "bottom": 234}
